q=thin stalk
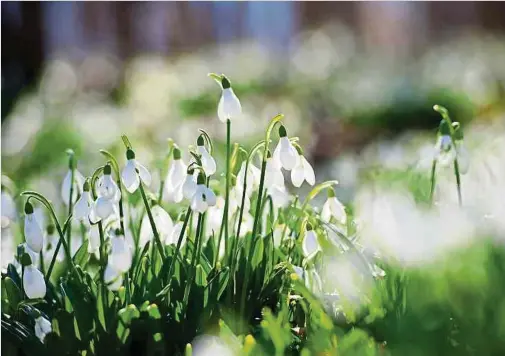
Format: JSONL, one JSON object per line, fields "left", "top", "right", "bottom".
{"left": 224, "top": 119, "right": 231, "bottom": 261}
{"left": 182, "top": 213, "right": 204, "bottom": 312}
{"left": 138, "top": 181, "right": 166, "bottom": 260}
{"left": 429, "top": 159, "right": 437, "bottom": 204}
{"left": 45, "top": 216, "right": 72, "bottom": 281}
{"left": 453, "top": 159, "right": 462, "bottom": 206}
{"left": 67, "top": 163, "right": 75, "bottom": 254}
{"left": 280, "top": 196, "right": 298, "bottom": 246}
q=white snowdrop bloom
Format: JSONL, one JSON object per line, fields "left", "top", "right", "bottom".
{"left": 217, "top": 76, "right": 242, "bottom": 123}
{"left": 73, "top": 179, "right": 92, "bottom": 221}
{"left": 34, "top": 316, "right": 52, "bottom": 343}
{"left": 109, "top": 235, "right": 132, "bottom": 273}
{"left": 265, "top": 154, "right": 284, "bottom": 189}
{"left": 104, "top": 263, "right": 123, "bottom": 291}
{"left": 121, "top": 149, "right": 152, "bottom": 193}
{"left": 21, "top": 243, "right": 39, "bottom": 267}
{"left": 166, "top": 216, "right": 188, "bottom": 246}
{"left": 302, "top": 224, "right": 320, "bottom": 257}
{"left": 165, "top": 147, "right": 187, "bottom": 202}
{"left": 321, "top": 188, "right": 346, "bottom": 225}
{"left": 191, "top": 175, "right": 217, "bottom": 214}
{"left": 43, "top": 226, "right": 64, "bottom": 265}
{"left": 291, "top": 147, "right": 315, "bottom": 187}
{"left": 61, "top": 167, "right": 85, "bottom": 206}
{"left": 90, "top": 196, "right": 115, "bottom": 223}
{"left": 268, "top": 184, "right": 291, "bottom": 209}
{"left": 23, "top": 265, "right": 46, "bottom": 299}
{"left": 1, "top": 190, "right": 17, "bottom": 223}
{"left": 434, "top": 134, "right": 455, "bottom": 166}
{"left": 206, "top": 197, "right": 224, "bottom": 235}
{"left": 24, "top": 202, "right": 44, "bottom": 253}
{"left": 99, "top": 164, "right": 120, "bottom": 201}
{"left": 182, "top": 170, "right": 198, "bottom": 200}
{"left": 273, "top": 125, "right": 299, "bottom": 171}
{"left": 197, "top": 136, "right": 217, "bottom": 176}
{"left": 88, "top": 224, "right": 100, "bottom": 255}
{"left": 237, "top": 161, "right": 261, "bottom": 193}
{"left": 139, "top": 205, "right": 173, "bottom": 249}
{"left": 70, "top": 235, "right": 83, "bottom": 257}
{"left": 455, "top": 140, "right": 469, "bottom": 174}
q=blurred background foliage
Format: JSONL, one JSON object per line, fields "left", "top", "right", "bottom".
{"left": 2, "top": 2, "right": 505, "bottom": 355}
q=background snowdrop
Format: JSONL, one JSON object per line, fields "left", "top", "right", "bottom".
{"left": 108, "top": 234, "right": 133, "bottom": 273}
{"left": 273, "top": 125, "right": 298, "bottom": 171}
{"left": 197, "top": 135, "right": 216, "bottom": 176}
{"left": 121, "top": 149, "right": 151, "bottom": 193}
{"left": 291, "top": 146, "right": 315, "bottom": 187}
{"left": 73, "top": 179, "right": 92, "bottom": 221}
{"left": 321, "top": 188, "right": 347, "bottom": 224}
{"left": 24, "top": 201, "right": 44, "bottom": 253}
{"left": 104, "top": 263, "right": 123, "bottom": 291}
{"left": 139, "top": 204, "right": 173, "bottom": 248}
{"left": 217, "top": 75, "right": 242, "bottom": 123}
{"left": 302, "top": 223, "right": 320, "bottom": 257}
{"left": 264, "top": 152, "right": 284, "bottom": 189}
{"left": 61, "top": 166, "right": 85, "bottom": 206}
{"left": 182, "top": 169, "right": 198, "bottom": 200}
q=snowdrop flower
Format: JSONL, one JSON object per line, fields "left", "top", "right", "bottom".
{"left": 108, "top": 234, "right": 132, "bottom": 273}
{"left": 182, "top": 169, "right": 198, "bottom": 200}
{"left": 121, "top": 149, "right": 152, "bottom": 193}
{"left": 165, "top": 146, "right": 187, "bottom": 202}
{"left": 302, "top": 223, "right": 320, "bottom": 257}
{"left": 166, "top": 213, "right": 188, "bottom": 246}
{"left": 273, "top": 125, "right": 298, "bottom": 171}
{"left": 1, "top": 190, "right": 17, "bottom": 223}
{"left": 434, "top": 120, "right": 456, "bottom": 166}
{"left": 23, "top": 264, "right": 46, "bottom": 299}
{"left": 139, "top": 205, "right": 173, "bottom": 248}
{"left": 24, "top": 201, "right": 44, "bottom": 253}
{"left": 197, "top": 135, "right": 216, "bottom": 176}
{"left": 90, "top": 196, "right": 115, "bottom": 223}
{"left": 264, "top": 152, "right": 284, "bottom": 189}
{"left": 191, "top": 173, "right": 217, "bottom": 213}
{"left": 88, "top": 223, "right": 100, "bottom": 255}
{"left": 34, "top": 315, "right": 52, "bottom": 343}
{"left": 206, "top": 197, "right": 225, "bottom": 235}
{"left": 104, "top": 263, "right": 123, "bottom": 291}
{"left": 217, "top": 75, "right": 242, "bottom": 123}
{"left": 321, "top": 188, "right": 346, "bottom": 225}
{"left": 268, "top": 183, "right": 291, "bottom": 209}
{"left": 61, "top": 166, "right": 85, "bottom": 206}
{"left": 99, "top": 164, "right": 120, "bottom": 201}
{"left": 291, "top": 146, "right": 315, "bottom": 187}
{"left": 237, "top": 161, "right": 261, "bottom": 193}
{"left": 73, "top": 179, "right": 92, "bottom": 221}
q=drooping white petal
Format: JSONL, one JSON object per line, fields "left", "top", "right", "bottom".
{"left": 138, "top": 205, "right": 173, "bottom": 248}
{"left": 121, "top": 159, "right": 140, "bottom": 193}
{"left": 99, "top": 175, "right": 119, "bottom": 200}
{"left": 104, "top": 263, "right": 123, "bottom": 291}
{"left": 328, "top": 197, "right": 346, "bottom": 224}
{"left": 218, "top": 87, "right": 242, "bottom": 123}
{"left": 73, "top": 191, "right": 92, "bottom": 221}
{"left": 302, "top": 230, "right": 319, "bottom": 257}
{"left": 265, "top": 158, "right": 284, "bottom": 189}
{"left": 167, "top": 221, "right": 187, "bottom": 246}
{"left": 136, "top": 161, "right": 152, "bottom": 186}
{"left": 24, "top": 213, "right": 44, "bottom": 253}
{"left": 182, "top": 174, "right": 198, "bottom": 200}
{"left": 198, "top": 146, "right": 217, "bottom": 176}
{"left": 166, "top": 183, "right": 184, "bottom": 203}
{"left": 88, "top": 224, "right": 100, "bottom": 254}
{"left": 34, "top": 316, "right": 52, "bottom": 343}
{"left": 191, "top": 185, "right": 209, "bottom": 213}
{"left": 268, "top": 184, "right": 290, "bottom": 209}
{"left": 204, "top": 186, "right": 217, "bottom": 207}
{"left": 109, "top": 236, "right": 132, "bottom": 273}
{"left": 302, "top": 156, "right": 315, "bottom": 186}
{"left": 278, "top": 137, "right": 298, "bottom": 170}
{"left": 22, "top": 243, "right": 40, "bottom": 266}
{"left": 61, "top": 169, "right": 85, "bottom": 206}
{"left": 95, "top": 197, "right": 114, "bottom": 220}
{"left": 23, "top": 265, "right": 46, "bottom": 299}
{"left": 291, "top": 158, "right": 305, "bottom": 188}
{"left": 166, "top": 159, "right": 187, "bottom": 189}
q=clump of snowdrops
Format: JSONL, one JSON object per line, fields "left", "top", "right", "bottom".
{"left": 1, "top": 75, "right": 463, "bottom": 355}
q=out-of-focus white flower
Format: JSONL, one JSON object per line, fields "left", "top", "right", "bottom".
{"left": 236, "top": 212, "right": 254, "bottom": 237}
{"left": 104, "top": 263, "right": 123, "bottom": 291}
{"left": 24, "top": 202, "right": 44, "bottom": 253}
{"left": 90, "top": 196, "right": 115, "bottom": 223}
{"left": 108, "top": 235, "right": 132, "bottom": 273}
{"left": 34, "top": 316, "right": 52, "bottom": 343}
{"left": 182, "top": 170, "right": 198, "bottom": 200}
{"left": 43, "top": 225, "right": 64, "bottom": 265}
{"left": 61, "top": 167, "right": 85, "bottom": 206}
{"left": 165, "top": 146, "right": 187, "bottom": 203}
{"left": 121, "top": 149, "right": 151, "bottom": 193}
{"left": 197, "top": 136, "right": 216, "bottom": 176}
{"left": 23, "top": 265, "right": 46, "bottom": 299}
{"left": 191, "top": 175, "right": 217, "bottom": 213}
{"left": 268, "top": 184, "right": 291, "bottom": 209}
{"left": 302, "top": 224, "right": 319, "bottom": 257}
{"left": 139, "top": 205, "right": 173, "bottom": 248}
{"left": 217, "top": 76, "right": 242, "bottom": 123}
{"left": 236, "top": 161, "right": 261, "bottom": 192}
{"left": 99, "top": 165, "right": 120, "bottom": 201}
{"left": 273, "top": 125, "right": 298, "bottom": 171}
{"left": 321, "top": 188, "right": 346, "bottom": 225}
{"left": 292, "top": 265, "right": 323, "bottom": 295}
{"left": 167, "top": 215, "right": 188, "bottom": 246}
{"left": 206, "top": 197, "right": 224, "bottom": 235}
{"left": 291, "top": 147, "right": 315, "bottom": 187}
{"left": 265, "top": 154, "right": 284, "bottom": 189}
{"left": 1, "top": 190, "right": 17, "bottom": 223}
{"left": 73, "top": 179, "right": 92, "bottom": 221}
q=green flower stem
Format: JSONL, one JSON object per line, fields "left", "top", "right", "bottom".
{"left": 67, "top": 151, "right": 75, "bottom": 255}
{"left": 280, "top": 196, "right": 298, "bottom": 246}
{"left": 429, "top": 159, "right": 437, "bottom": 204}
{"left": 294, "top": 180, "right": 339, "bottom": 232}
{"left": 97, "top": 220, "right": 108, "bottom": 310}
{"left": 454, "top": 159, "right": 462, "bottom": 206}
{"left": 223, "top": 119, "right": 231, "bottom": 262}
{"left": 157, "top": 208, "right": 192, "bottom": 302}
{"left": 182, "top": 212, "right": 204, "bottom": 312}
{"left": 138, "top": 181, "right": 166, "bottom": 260}
{"left": 44, "top": 215, "right": 72, "bottom": 281}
